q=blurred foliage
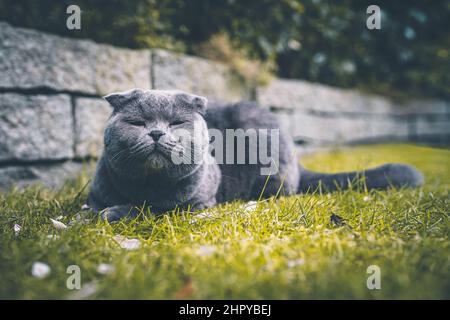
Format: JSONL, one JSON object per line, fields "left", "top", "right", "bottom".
{"left": 193, "top": 33, "right": 275, "bottom": 87}
{"left": 0, "top": 0, "right": 449, "bottom": 99}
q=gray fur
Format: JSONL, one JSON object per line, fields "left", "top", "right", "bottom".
{"left": 88, "top": 89, "right": 424, "bottom": 222}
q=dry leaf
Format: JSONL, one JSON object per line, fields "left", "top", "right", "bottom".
{"left": 50, "top": 218, "right": 67, "bottom": 230}
{"left": 67, "top": 281, "right": 98, "bottom": 300}
{"left": 175, "top": 277, "right": 194, "bottom": 299}
{"left": 113, "top": 235, "right": 141, "bottom": 250}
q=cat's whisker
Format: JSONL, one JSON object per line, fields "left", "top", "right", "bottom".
{"left": 110, "top": 148, "right": 128, "bottom": 161}
{"left": 129, "top": 140, "right": 148, "bottom": 153}
{"left": 110, "top": 139, "right": 148, "bottom": 162}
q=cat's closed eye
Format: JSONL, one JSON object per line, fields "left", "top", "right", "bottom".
{"left": 127, "top": 120, "right": 146, "bottom": 127}
{"left": 169, "top": 120, "right": 186, "bottom": 126}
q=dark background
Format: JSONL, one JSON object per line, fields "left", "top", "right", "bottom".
{"left": 1, "top": 0, "right": 449, "bottom": 99}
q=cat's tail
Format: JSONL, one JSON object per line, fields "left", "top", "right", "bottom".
{"left": 298, "top": 163, "right": 424, "bottom": 193}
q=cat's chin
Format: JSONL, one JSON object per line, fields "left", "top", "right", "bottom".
{"left": 145, "top": 151, "right": 171, "bottom": 170}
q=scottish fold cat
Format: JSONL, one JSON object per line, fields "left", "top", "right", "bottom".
{"left": 88, "top": 89, "right": 423, "bottom": 221}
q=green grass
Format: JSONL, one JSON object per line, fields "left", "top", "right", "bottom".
{"left": 0, "top": 144, "right": 449, "bottom": 299}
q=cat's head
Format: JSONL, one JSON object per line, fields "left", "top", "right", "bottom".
{"left": 103, "top": 89, "right": 209, "bottom": 178}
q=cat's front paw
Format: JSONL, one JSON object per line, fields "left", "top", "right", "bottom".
{"left": 190, "top": 198, "right": 216, "bottom": 212}
{"left": 101, "top": 205, "right": 134, "bottom": 223}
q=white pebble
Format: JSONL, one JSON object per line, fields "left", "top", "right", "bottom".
{"left": 31, "top": 262, "right": 51, "bottom": 279}
{"left": 46, "top": 234, "right": 60, "bottom": 240}
{"left": 287, "top": 258, "right": 305, "bottom": 268}
{"left": 96, "top": 263, "right": 115, "bottom": 275}
{"left": 189, "top": 211, "right": 216, "bottom": 224}
{"left": 13, "top": 224, "right": 22, "bottom": 236}
{"left": 243, "top": 201, "right": 258, "bottom": 213}
{"left": 196, "top": 245, "right": 216, "bottom": 257}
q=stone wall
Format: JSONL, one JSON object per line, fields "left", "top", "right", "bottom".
{"left": 257, "top": 79, "right": 450, "bottom": 147}
{"left": 0, "top": 22, "right": 449, "bottom": 190}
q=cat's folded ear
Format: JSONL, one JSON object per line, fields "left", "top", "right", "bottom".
{"left": 104, "top": 89, "right": 144, "bottom": 111}
{"left": 191, "top": 95, "right": 208, "bottom": 116}
{"left": 176, "top": 93, "right": 207, "bottom": 116}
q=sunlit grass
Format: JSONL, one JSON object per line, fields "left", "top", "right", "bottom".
{"left": 0, "top": 144, "right": 448, "bottom": 299}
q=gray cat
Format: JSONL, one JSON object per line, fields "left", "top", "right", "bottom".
{"left": 88, "top": 89, "right": 424, "bottom": 222}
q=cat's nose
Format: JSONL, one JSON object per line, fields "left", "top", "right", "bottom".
{"left": 148, "top": 130, "right": 166, "bottom": 141}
